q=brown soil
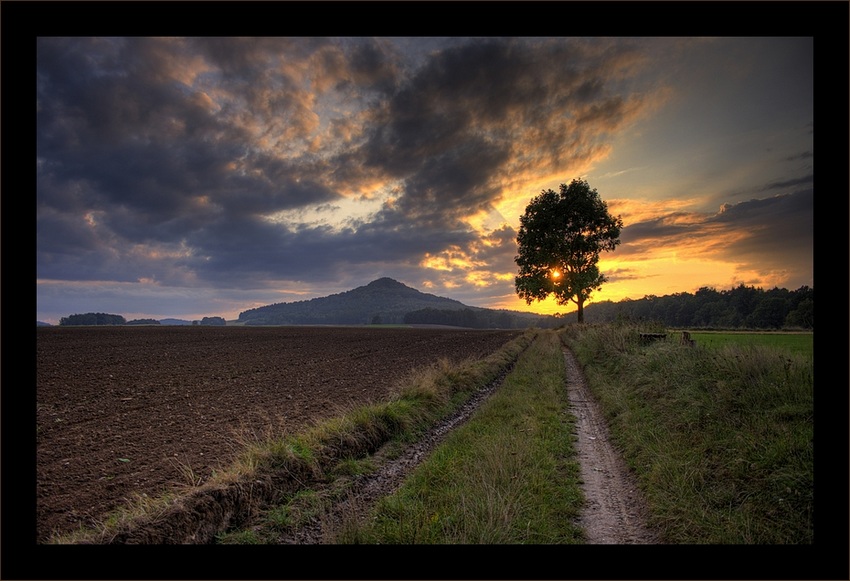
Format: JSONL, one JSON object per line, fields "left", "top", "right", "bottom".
{"left": 36, "top": 325, "right": 523, "bottom": 543}
{"left": 562, "top": 347, "right": 660, "bottom": 544}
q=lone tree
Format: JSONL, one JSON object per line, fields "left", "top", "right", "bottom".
{"left": 515, "top": 178, "right": 623, "bottom": 323}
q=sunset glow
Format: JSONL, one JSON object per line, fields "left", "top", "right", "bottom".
{"left": 35, "top": 33, "right": 815, "bottom": 324}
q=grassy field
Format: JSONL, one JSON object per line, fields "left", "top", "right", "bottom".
{"left": 686, "top": 330, "right": 813, "bottom": 357}
{"left": 337, "top": 329, "right": 584, "bottom": 544}
{"left": 561, "top": 323, "right": 813, "bottom": 543}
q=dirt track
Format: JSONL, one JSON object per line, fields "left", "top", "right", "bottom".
{"left": 563, "top": 347, "right": 659, "bottom": 544}
{"left": 237, "top": 339, "right": 661, "bottom": 544}
{"left": 36, "top": 325, "right": 522, "bottom": 543}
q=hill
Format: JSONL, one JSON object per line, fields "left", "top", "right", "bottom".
{"left": 237, "top": 278, "right": 559, "bottom": 329}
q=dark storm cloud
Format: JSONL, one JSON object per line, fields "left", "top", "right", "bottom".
{"left": 360, "top": 38, "right": 643, "bottom": 225}
{"left": 191, "top": 37, "right": 314, "bottom": 75}
{"left": 464, "top": 224, "right": 524, "bottom": 284}
{"left": 38, "top": 38, "right": 222, "bottom": 153}
{"left": 38, "top": 36, "right": 649, "bottom": 290}
{"left": 600, "top": 267, "right": 647, "bottom": 285}
{"left": 37, "top": 37, "right": 346, "bottom": 282}
{"left": 37, "top": 206, "right": 104, "bottom": 258}
{"left": 188, "top": 215, "right": 480, "bottom": 287}
{"left": 342, "top": 39, "right": 402, "bottom": 94}
{"left": 364, "top": 40, "right": 616, "bottom": 168}
{"left": 375, "top": 137, "right": 511, "bottom": 230}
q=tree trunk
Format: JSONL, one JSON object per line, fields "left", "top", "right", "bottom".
{"left": 577, "top": 297, "right": 585, "bottom": 323}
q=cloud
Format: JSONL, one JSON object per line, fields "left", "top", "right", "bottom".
{"left": 35, "top": 36, "right": 813, "bottom": 322}
{"left": 615, "top": 189, "right": 813, "bottom": 290}
{"left": 709, "top": 189, "right": 813, "bottom": 274}
{"left": 37, "top": 37, "right": 661, "bottom": 291}
{"left": 760, "top": 173, "right": 814, "bottom": 193}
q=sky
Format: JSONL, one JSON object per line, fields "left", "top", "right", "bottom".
{"left": 36, "top": 36, "right": 814, "bottom": 324}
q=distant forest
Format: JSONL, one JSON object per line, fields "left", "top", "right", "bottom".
{"left": 56, "top": 314, "right": 225, "bottom": 326}
{"left": 49, "top": 284, "right": 813, "bottom": 331}
{"left": 401, "top": 284, "right": 813, "bottom": 330}
{"left": 58, "top": 312, "right": 127, "bottom": 326}
{"left": 582, "top": 284, "right": 813, "bottom": 330}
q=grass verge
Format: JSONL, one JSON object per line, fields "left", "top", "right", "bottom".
{"left": 332, "top": 329, "right": 584, "bottom": 544}
{"left": 686, "top": 330, "right": 813, "bottom": 358}
{"left": 560, "top": 321, "right": 813, "bottom": 544}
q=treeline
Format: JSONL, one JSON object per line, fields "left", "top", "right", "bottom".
{"left": 57, "top": 313, "right": 226, "bottom": 326}
{"left": 59, "top": 312, "right": 126, "bottom": 326}
{"left": 403, "top": 307, "right": 561, "bottom": 329}
{"left": 583, "top": 284, "right": 813, "bottom": 330}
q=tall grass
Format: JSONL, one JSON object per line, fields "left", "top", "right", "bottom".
{"left": 560, "top": 322, "right": 813, "bottom": 543}
{"left": 687, "top": 331, "right": 813, "bottom": 358}
{"left": 339, "top": 330, "right": 584, "bottom": 544}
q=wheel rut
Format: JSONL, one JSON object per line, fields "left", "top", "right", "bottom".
{"left": 269, "top": 361, "right": 521, "bottom": 544}
{"left": 237, "top": 339, "right": 661, "bottom": 544}
{"left": 562, "top": 346, "right": 660, "bottom": 544}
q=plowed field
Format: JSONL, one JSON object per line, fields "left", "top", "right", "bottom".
{"left": 36, "top": 325, "right": 522, "bottom": 543}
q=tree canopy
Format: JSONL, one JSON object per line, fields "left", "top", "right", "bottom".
{"left": 59, "top": 312, "right": 126, "bottom": 326}
{"left": 582, "top": 284, "right": 813, "bottom": 330}
{"left": 515, "top": 179, "right": 623, "bottom": 323}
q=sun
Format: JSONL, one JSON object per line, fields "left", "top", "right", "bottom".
{"left": 551, "top": 269, "right": 561, "bottom": 279}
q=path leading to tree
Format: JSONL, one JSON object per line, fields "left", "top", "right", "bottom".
{"left": 562, "top": 347, "right": 661, "bottom": 544}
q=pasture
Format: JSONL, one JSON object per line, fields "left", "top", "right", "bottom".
{"left": 687, "top": 330, "right": 813, "bottom": 357}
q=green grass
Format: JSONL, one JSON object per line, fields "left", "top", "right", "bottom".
{"left": 337, "top": 330, "right": 584, "bottom": 544}
{"left": 218, "top": 328, "right": 586, "bottom": 545}
{"left": 561, "top": 322, "right": 813, "bottom": 544}
{"left": 686, "top": 330, "right": 813, "bottom": 358}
